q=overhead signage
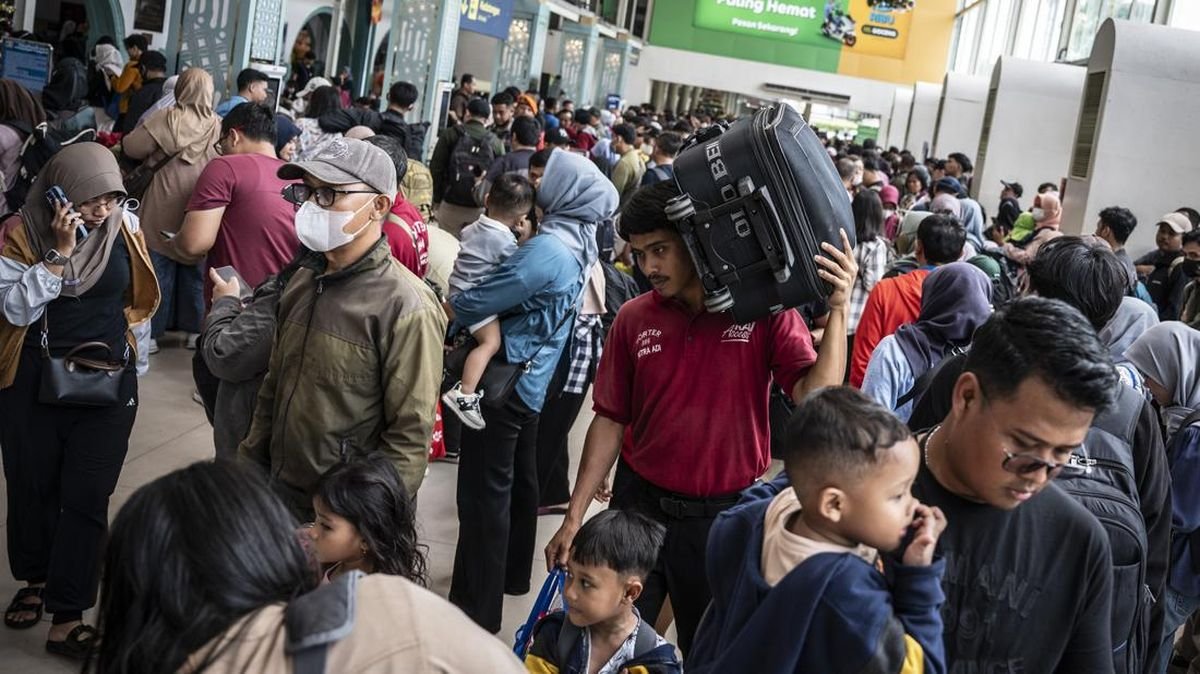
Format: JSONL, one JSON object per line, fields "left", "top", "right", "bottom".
{"left": 461, "top": 0, "right": 515, "bottom": 41}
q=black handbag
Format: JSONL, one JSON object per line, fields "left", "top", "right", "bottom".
{"left": 37, "top": 313, "right": 128, "bottom": 407}
{"left": 442, "top": 300, "right": 580, "bottom": 408}
{"left": 122, "top": 148, "right": 178, "bottom": 202}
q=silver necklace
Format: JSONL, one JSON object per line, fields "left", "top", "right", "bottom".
{"left": 925, "top": 424, "right": 942, "bottom": 468}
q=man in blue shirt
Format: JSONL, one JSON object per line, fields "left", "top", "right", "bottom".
{"left": 215, "top": 68, "right": 270, "bottom": 117}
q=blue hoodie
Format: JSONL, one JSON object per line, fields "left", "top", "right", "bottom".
{"left": 451, "top": 149, "right": 617, "bottom": 412}
{"left": 688, "top": 477, "right": 947, "bottom": 674}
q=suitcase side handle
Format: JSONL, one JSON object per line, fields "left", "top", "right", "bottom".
{"left": 687, "top": 181, "right": 795, "bottom": 285}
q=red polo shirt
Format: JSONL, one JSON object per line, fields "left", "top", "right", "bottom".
{"left": 592, "top": 292, "right": 817, "bottom": 497}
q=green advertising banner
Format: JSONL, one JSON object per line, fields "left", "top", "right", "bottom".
{"left": 694, "top": 0, "right": 834, "bottom": 45}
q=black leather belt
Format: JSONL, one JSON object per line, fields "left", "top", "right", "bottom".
{"left": 656, "top": 494, "right": 741, "bottom": 520}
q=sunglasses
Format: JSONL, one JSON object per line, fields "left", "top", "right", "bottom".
{"left": 1001, "top": 446, "right": 1090, "bottom": 479}
{"left": 281, "top": 183, "right": 378, "bottom": 209}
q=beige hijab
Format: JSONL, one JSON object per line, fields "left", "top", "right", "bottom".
{"left": 142, "top": 68, "right": 219, "bottom": 164}
{"left": 21, "top": 143, "right": 126, "bottom": 297}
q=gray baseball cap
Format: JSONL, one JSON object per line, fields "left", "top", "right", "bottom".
{"left": 277, "top": 137, "right": 397, "bottom": 196}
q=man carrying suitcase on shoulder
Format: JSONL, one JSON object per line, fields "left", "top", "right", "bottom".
{"left": 544, "top": 180, "right": 859, "bottom": 658}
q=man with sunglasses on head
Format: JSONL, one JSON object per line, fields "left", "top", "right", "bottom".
{"left": 913, "top": 297, "right": 1119, "bottom": 673}
{"left": 237, "top": 137, "right": 447, "bottom": 519}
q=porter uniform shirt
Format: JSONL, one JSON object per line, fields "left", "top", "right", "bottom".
{"left": 592, "top": 292, "right": 816, "bottom": 497}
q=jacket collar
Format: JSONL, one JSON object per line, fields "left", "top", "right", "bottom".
{"left": 299, "top": 235, "right": 392, "bottom": 283}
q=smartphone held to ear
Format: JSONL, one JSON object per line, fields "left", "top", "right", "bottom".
{"left": 45, "top": 185, "right": 90, "bottom": 243}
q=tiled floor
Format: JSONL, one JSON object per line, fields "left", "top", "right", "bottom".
{"left": 0, "top": 336, "right": 605, "bottom": 671}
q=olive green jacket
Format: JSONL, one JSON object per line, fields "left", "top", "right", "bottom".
{"left": 238, "top": 236, "right": 446, "bottom": 512}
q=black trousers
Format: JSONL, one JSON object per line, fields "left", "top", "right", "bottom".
{"left": 609, "top": 460, "right": 742, "bottom": 659}
{"left": 0, "top": 349, "right": 136, "bottom": 615}
{"left": 449, "top": 394, "right": 540, "bottom": 633}
{"left": 535, "top": 388, "right": 589, "bottom": 507}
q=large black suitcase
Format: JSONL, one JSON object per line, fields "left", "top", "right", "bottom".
{"left": 668, "top": 104, "right": 855, "bottom": 323}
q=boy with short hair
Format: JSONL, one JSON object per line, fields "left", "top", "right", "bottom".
{"left": 525, "top": 510, "right": 681, "bottom": 674}
{"left": 688, "top": 386, "right": 948, "bottom": 674}
{"left": 442, "top": 173, "right": 536, "bottom": 429}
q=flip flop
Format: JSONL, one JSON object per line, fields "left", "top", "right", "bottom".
{"left": 4, "top": 586, "right": 44, "bottom": 629}
{"left": 45, "top": 623, "right": 98, "bottom": 660}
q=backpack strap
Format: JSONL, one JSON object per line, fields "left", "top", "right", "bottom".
{"left": 555, "top": 618, "right": 583, "bottom": 665}
{"left": 896, "top": 346, "right": 965, "bottom": 408}
{"left": 1182, "top": 408, "right": 1200, "bottom": 430}
{"left": 632, "top": 619, "right": 660, "bottom": 657}
{"left": 284, "top": 570, "right": 360, "bottom": 674}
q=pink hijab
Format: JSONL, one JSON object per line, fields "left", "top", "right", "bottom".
{"left": 1035, "top": 192, "right": 1063, "bottom": 229}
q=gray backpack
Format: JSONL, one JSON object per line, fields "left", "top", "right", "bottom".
{"left": 1057, "top": 384, "right": 1151, "bottom": 674}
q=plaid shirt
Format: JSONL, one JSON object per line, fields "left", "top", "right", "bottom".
{"left": 563, "top": 313, "right": 604, "bottom": 395}
{"left": 849, "top": 238, "right": 892, "bottom": 334}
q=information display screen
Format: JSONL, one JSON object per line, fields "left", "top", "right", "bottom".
{"left": 1, "top": 38, "right": 53, "bottom": 93}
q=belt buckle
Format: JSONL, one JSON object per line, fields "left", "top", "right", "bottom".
{"left": 658, "top": 496, "right": 686, "bottom": 519}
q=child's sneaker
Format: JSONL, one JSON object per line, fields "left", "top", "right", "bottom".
{"left": 442, "top": 382, "right": 486, "bottom": 430}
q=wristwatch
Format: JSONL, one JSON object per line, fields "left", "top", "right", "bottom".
{"left": 43, "top": 248, "right": 70, "bottom": 266}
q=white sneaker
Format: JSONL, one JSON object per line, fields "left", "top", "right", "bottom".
{"left": 441, "top": 382, "right": 486, "bottom": 430}
{"left": 148, "top": 338, "right": 160, "bottom": 355}
{"left": 185, "top": 333, "right": 199, "bottom": 350}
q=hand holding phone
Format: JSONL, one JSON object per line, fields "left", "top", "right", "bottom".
{"left": 45, "top": 186, "right": 84, "bottom": 254}
{"left": 209, "top": 266, "right": 251, "bottom": 301}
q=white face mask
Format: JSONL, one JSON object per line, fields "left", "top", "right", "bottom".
{"left": 294, "top": 199, "right": 374, "bottom": 252}
{"left": 884, "top": 208, "right": 896, "bottom": 219}
{"left": 1032, "top": 207, "right": 1046, "bottom": 221}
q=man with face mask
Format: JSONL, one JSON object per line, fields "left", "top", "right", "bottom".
{"left": 237, "top": 137, "right": 447, "bottom": 519}
{"left": 1172, "top": 230, "right": 1200, "bottom": 326}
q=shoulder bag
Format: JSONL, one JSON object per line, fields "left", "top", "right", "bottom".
{"left": 38, "top": 311, "right": 129, "bottom": 407}
{"left": 442, "top": 297, "right": 579, "bottom": 408}
{"left": 122, "top": 148, "right": 179, "bottom": 202}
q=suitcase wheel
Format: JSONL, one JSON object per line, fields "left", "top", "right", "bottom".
{"left": 705, "top": 288, "right": 734, "bottom": 313}
{"left": 665, "top": 195, "right": 696, "bottom": 222}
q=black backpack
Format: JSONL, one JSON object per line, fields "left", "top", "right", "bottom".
{"left": 380, "top": 111, "right": 430, "bottom": 164}
{"left": 972, "top": 249, "right": 1020, "bottom": 308}
{"left": 443, "top": 126, "right": 497, "bottom": 207}
{"left": 1057, "top": 384, "right": 1151, "bottom": 674}
{"left": 3, "top": 122, "right": 97, "bottom": 210}
{"left": 600, "top": 260, "right": 640, "bottom": 333}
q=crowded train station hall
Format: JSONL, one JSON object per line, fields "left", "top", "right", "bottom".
{"left": 2, "top": 0, "right": 1200, "bottom": 672}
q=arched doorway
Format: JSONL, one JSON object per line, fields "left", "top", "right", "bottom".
{"left": 290, "top": 9, "right": 352, "bottom": 81}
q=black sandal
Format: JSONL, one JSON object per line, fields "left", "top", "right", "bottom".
{"left": 4, "top": 586, "right": 44, "bottom": 629}
{"left": 45, "top": 623, "right": 98, "bottom": 660}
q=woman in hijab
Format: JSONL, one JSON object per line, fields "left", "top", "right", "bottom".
{"left": 0, "top": 79, "right": 46, "bottom": 210}
{"left": 862, "top": 262, "right": 993, "bottom": 421}
{"left": 1126, "top": 322, "right": 1200, "bottom": 439}
{"left": 123, "top": 67, "right": 220, "bottom": 345}
{"left": 1099, "top": 295, "right": 1160, "bottom": 395}
{"left": 275, "top": 113, "right": 301, "bottom": 161}
{"left": 1124, "top": 321, "right": 1200, "bottom": 667}
{"left": 447, "top": 148, "right": 617, "bottom": 634}
{"left": 0, "top": 143, "right": 158, "bottom": 657}
{"left": 1003, "top": 191, "right": 1063, "bottom": 266}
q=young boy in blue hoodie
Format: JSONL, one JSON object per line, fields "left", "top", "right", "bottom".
{"left": 688, "top": 386, "right": 948, "bottom": 673}
{"left": 525, "top": 510, "right": 681, "bottom": 674}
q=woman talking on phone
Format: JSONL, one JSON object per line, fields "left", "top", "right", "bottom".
{"left": 0, "top": 143, "right": 158, "bottom": 660}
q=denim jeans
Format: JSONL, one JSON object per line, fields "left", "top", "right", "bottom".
{"left": 1159, "top": 587, "right": 1200, "bottom": 673}
{"left": 150, "top": 251, "right": 204, "bottom": 338}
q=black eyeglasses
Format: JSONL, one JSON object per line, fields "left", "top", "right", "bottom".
{"left": 281, "top": 183, "right": 378, "bottom": 208}
{"left": 1001, "top": 447, "right": 1089, "bottom": 479}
